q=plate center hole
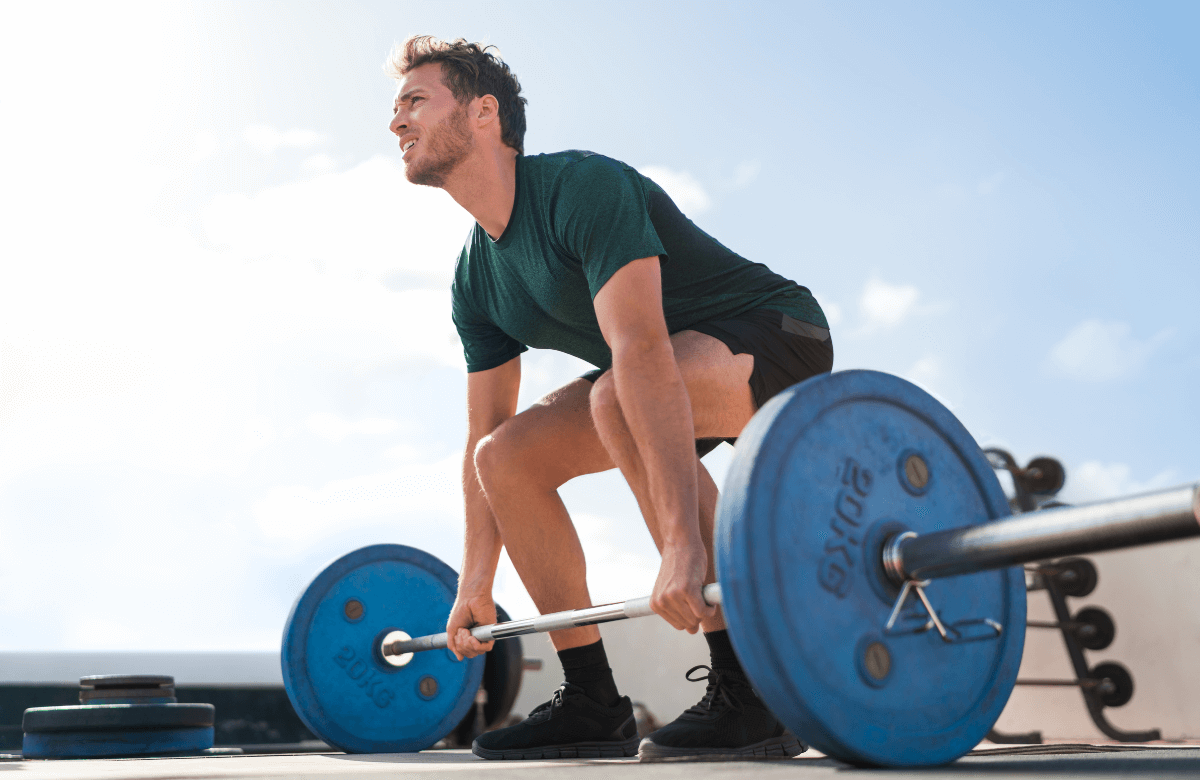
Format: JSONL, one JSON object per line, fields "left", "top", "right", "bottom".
{"left": 381, "top": 630, "right": 414, "bottom": 667}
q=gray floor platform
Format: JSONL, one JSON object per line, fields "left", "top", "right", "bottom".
{"left": 4, "top": 745, "right": 1200, "bottom": 779}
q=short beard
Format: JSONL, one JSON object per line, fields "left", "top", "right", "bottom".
{"left": 405, "top": 103, "right": 475, "bottom": 188}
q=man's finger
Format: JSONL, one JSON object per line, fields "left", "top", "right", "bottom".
{"left": 447, "top": 633, "right": 464, "bottom": 661}
{"left": 456, "top": 627, "right": 477, "bottom": 658}
{"left": 463, "top": 636, "right": 493, "bottom": 655}
{"left": 455, "top": 628, "right": 496, "bottom": 659}
{"left": 663, "top": 597, "right": 694, "bottom": 632}
{"left": 650, "top": 597, "right": 674, "bottom": 628}
{"left": 689, "top": 589, "right": 717, "bottom": 620}
{"left": 652, "top": 596, "right": 687, "bottom": 631}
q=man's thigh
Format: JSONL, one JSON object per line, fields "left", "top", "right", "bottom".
{"left": 669, "top": 330, "right": 757, "bottom": 439}
{"left": 583, "top": 331, "right": 756, "bottom": 441}
{"left": 496, "top": 377, "right": 615, "bottom": 488}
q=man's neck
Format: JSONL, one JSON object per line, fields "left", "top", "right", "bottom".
{"left": 443, "top": 146, "right": 519, "bottom": 241}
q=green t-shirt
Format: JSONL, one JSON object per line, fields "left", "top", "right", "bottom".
{"left": 451, "top": 150, "right": 828, "bottom": 373}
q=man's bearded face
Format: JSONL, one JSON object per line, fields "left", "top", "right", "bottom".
{"left": 404, "top": 100, "right": 475, "bottom": 187}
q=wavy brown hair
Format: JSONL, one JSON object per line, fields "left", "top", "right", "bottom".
{"left": 386, "top": 36, "right": 527, "bottom": 154}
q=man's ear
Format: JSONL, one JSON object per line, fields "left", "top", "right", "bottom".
{"left": 475, "top": 94, "right": 500, "bottom": 126}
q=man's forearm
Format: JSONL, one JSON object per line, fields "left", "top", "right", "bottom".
{"left": 611, "top": 341, "right": 700, "bottom": 547}
{"left": 459, "top": 447, "right": 504, "bottom": 593}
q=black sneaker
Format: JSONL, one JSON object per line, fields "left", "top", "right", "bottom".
{"left": 472, "top": 682, "right": 640, "bottom": 760}
{"left": 638, "top": 665, "right": 806, "bottom": 761}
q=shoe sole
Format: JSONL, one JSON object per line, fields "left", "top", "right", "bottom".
{"left": 638, "top": 733, "right": 806, "bottom": 762}
{"left": 472, "top": 737, "right": 641, "bottom": 761}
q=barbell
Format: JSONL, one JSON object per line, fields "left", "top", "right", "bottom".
{"left": 280, "top": 369, "right": 1199, "bottom": 767}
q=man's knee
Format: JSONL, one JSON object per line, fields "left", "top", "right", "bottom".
{"left": 588, "top": 372, "right": 621, "bottom": 425}
{"left": 473, "top": 418, "right": 566, "bottom": 492}
{"left": 473, "top": 422, "right": 519, "bottom": 490}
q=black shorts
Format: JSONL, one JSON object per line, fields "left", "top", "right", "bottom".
{"left": 579, "top": 308, "right": 834, "bottom": 457}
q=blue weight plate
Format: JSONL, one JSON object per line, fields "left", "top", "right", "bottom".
{"left": 717, "top": 370, "right": 1025, "bottom": 767}
{"left": 281, "top": 544, "right": 483, "bottom": 753}
{"left": 22, "top": 726, "right": 214, "bottom": 759}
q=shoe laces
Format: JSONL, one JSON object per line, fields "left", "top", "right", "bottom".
{"left": 527, "top": 682, "right": 579, "bottom": 721}
{"left": 682, "top": 664, "right": 746, "bottom": 716}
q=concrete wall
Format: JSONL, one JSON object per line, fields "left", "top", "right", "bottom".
{"left": 991, "top": 537, "right": 1200, "bottom": 740}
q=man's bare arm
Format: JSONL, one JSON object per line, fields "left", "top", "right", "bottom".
{"left": 446, "top": 355, "right": 521, "bottom": 659}
{"left": 593, "top": 257, "right": 714, "bottom": 632}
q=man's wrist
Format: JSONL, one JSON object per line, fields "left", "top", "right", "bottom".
{"left": 456, "top": 573, "right": 495, "bottom": 597}
{"left": 661, "top": 530, "right": 704, "bottom": 553}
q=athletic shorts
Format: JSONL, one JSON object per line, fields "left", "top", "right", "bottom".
{"left": 579, "top": 308, "right": 834, "bottom": 457}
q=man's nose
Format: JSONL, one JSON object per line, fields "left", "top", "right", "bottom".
{"left": 389, "top": 111, "right": 407, "bottom": 136}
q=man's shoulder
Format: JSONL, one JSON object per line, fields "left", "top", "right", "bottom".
{"left": 523, "top": 150, "right": 638, "bottom": 183}
{"left": 523, "top": 151, "right": 650, "bottom": 213}
{"left": 454, "top": 225, "right": 488, "bottom": 286}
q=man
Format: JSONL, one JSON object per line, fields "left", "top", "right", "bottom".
{"left": 386, "top": 36, "right": 832, "bottom": 761}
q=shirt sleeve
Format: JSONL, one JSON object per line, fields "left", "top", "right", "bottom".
{"left": 451, "top": 277, "right": 527, "bottom": 373}
{"left": 551, "top": 155, "right": 667, "bottom": 299}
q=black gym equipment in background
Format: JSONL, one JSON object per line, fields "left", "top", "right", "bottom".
{"left": 982, "top": 450, "right": 1159, "bottom": 745}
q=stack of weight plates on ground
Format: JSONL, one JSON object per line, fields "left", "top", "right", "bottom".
{"left": 22, "top": 675, "right": 220, "bottom": 759}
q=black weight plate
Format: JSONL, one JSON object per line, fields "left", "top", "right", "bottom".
{"left": 1022, "top": 457, "right": 1065, "bottom": 496}
{"left": 23, "top": 703, "right": 214, "bottom": 733}
{"left": 451, "top": 604, "right": 525, "bottom": 743}
{"left": 1053, "top": 558, "right": 1098, "bottom": 598}
{"left": 1072, "top": 607, "right": 1115, "bottom": 651}
{"left": 80, "top": 687, "right": 176, "bottom": 704}
{"left": 79, "top": 694, "right": 176, "bottom": 705}
{"left": 1090, "top": 662, "right": 1134, "bottom": 708}
{"left": 717, "top": 370, "right": 1025, "bottom": 768}
{"left": 81, "top": 675, "right": 174, "bottom": 689}
{"left": 481, "top": 628, "right": 524, "bottom": 727}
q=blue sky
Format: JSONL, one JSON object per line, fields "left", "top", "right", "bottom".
{"left": 0, "top": 1, "right": 1196, "bottom": 651}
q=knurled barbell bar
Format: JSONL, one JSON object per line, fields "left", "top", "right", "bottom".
{"left": 381, "top": 483, "right": 1195, "bottom": 657}
{"left": 279, "top": 370, "right": 1199, "bottom": 767}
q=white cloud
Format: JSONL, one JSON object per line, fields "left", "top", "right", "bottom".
{"left": 192, "top": 130, "right": 219, "bottom": 163}
{"left": 306, "top": 414, "right": 399, "bottom": 441}
{"left": 638, "top": 165, "right": 711, "bottom": 214}
{"left": 901, "top": 355, "right": 956, "bottom": 411}
{"left": 860, "top": 275, "right": 920, "bottom": 330}
{"left": 1059, "top": 461, "right": 1177, "bottom": 504}
{"left": 302, "top": 153, "right": 337, "bottom": 173}
{"left": 732, "top": 160, "right": 761, "bottom": 189}
{"left": 905, "top": 354, "right": 941, "bottom": 386}
{"left": 201, "top": 155, "right": 472, "bottom": 287}
{"left": 820, "top": 300, "right": 843, "bottom": 327}
{"left": 1, "top": 151, "right": 471, "bottom": 483}
{"left": 0, "top": 139, "right": 486, "bottom": 649}
{"left": 1046, "top": 319, "right": 1172, "bottom": 382}
{"left": 253, "top": 453, "right": 462, "bottom": 542}
{"left": 244, "top": 124, "right": 324, "bottom": 154}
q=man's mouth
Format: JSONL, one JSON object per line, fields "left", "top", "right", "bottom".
{"left": 402, "top": 138, "right": 418, "bottom": 153}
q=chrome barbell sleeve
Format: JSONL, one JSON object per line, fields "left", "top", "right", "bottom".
{"left": 890, "top": 483, "right": 1200, "bottom": 584}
